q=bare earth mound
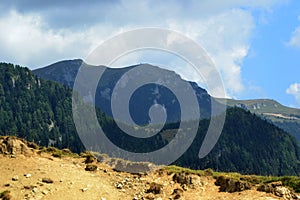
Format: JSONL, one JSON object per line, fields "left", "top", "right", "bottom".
{"left": 0, "top": 136, "right": 298, "bottom": 200}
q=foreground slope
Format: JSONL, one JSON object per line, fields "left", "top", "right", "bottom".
{"left": 1, "top": 136, "right": 299, "bottom": 200}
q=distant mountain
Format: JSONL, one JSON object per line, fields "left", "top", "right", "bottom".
{"left": 224, "top": 99, "right": 300, "bottom": 143}
{"left": 33, "top": 59, "right": 216, "bottom": 125}
{"left": 34, "top": 60, "right": 300, "bottom": 141}
{"left": 31, "top": 59, "right": 300, "bottom": 175}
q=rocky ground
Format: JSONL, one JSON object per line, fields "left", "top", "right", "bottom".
{"left": 0, "top": 136, "right": 299, "bottom": 200}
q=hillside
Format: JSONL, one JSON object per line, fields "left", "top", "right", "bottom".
{"left": 225, "top": 99, "right": 300, "bottom": 142}
{"left": 175, "top": 107, "right": 300, "bottom": 176}
{"left": 32, "top": 60, "right": 300, "bottom": 176}
{"left": 1, "top": 136, "right": 299, "bottom": 200}
{"left": 1, "top": 62, "right": 300, "bottom": 176}
{"left": 0, "top": 63, "right": 84, "bottom": 153}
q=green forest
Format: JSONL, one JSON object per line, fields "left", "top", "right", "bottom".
{"left": 0, "top": 63, "right": 84, "bottom": 152}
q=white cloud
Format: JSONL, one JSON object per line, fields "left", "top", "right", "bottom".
{"left": 0, "top": 10, "right": 121, "bottom": 68}
{"left": 0, "top": 0, "right": 285, "bottom": 97}
{"left": 166, "top": 9, "right": 253, "bottom": 96}
{"left": 286, "top": 83, "right": 300, "bottom": 107}
{"left": 288, "top": 26, "right": 300, "bottom": 48}
{"left": 286, "top": 14, "right": 300, "bottom": 49}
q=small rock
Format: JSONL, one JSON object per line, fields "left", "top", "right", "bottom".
{"left": 125, "top": 177, "right": 130, "bottom": 182}
{"left": 271, "top": 181, "right": 282, "bottom": 187}
{"left": 172, "top": 188, "right": 184, "bottom": 199}
{"left": 12, "top": 175, "right": 19, "bottom": 181}
{"left": 144, "top": 193, "right": 155, "bottom": 200}
{"left": 24, "top": 185, "right": 35, "bottom": 190}
{"left": 42, "top": 190, "right": 48, "bottom": 195}
{"left": 215, "top": 176, "right": 251, "bottom": 193}
{"left": 37, "top": 182, "right": 44, "bottom": 186}
{"left": 4, "top": 183, "right": 10, "bottom": 187}
{"left": 84, "top": 154, "right": 97, "bottom": 164}
{"left": 275, "top": 186, "right": 292, "bottom": 198}
{"left": 146, "top": 182, "right": 163, "bottom": 194}
{"left": 85, "top": 164, "right": 98, "bottom": 171}
{"left": 81, "top": 188, "right": 88, "bottom": 192}
{"left": 173, "top": 173, "right": 192, "bottom": 186}
{"left": 100, "top": 198, "right": 106, "bottom": 200}
{"left": 24, "top": 173, "right": 32, "bottom": 178}
{"left": 115, "top": 183, "right": 123, "bottom": 189}
{"left": 32, "top": 187, "right": 39, "bottom": 193}
{"left": 42, "top": 178, "right": 54, "bottom": 184}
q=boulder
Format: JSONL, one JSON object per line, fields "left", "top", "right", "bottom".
{"left": 215, "top": 176, "right": 251, "bottom": 193}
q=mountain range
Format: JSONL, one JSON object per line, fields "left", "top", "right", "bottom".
{"left": 0, "top": 60, "right": 299, "bottom": 176}
{"left": 33, "top": 59, "right": 216, "bottom": 125}
{"left": 33, "top": 59, "right": 300, "bottom": 175}
{"left": 34, "top": 59, "right": 300, "bottom": 143}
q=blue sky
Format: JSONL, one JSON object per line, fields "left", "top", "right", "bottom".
{"left": 0, "top": 0, "right": 299, "bottom": 108}
{"left": 242, "top": 0, "right": 300, "bottom": 107}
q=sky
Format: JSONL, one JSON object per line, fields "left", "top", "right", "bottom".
{"left": 0, "top": 0, "right": 300, "bottom": 108}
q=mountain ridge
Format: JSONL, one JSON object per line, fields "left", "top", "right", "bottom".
{"left": 34, "top": 59, "right": 214, "bottom": 124}
{"left": 34, "top": 59, "right": 300, "bottom": 141}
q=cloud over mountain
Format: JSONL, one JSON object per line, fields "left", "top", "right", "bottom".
{"left": 0, "top": 0, "right": 286, "bottom": 97}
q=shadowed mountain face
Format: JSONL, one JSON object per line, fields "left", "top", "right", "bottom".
{"left": 34, "top": 59, "right": 218, "bottom": 125}
{"left": 35, "top": 59, "right": 300, "bottom": 142}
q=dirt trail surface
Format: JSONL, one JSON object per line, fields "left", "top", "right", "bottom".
{"left": 0, "top": 136, "right": 295, "bottom": 200}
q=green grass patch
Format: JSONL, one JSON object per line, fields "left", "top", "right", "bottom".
{"left": 38, "top": 146, "right": 79, "bottom": 158}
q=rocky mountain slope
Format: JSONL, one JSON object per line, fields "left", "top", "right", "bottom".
{"left": 1, "top": 136, "right": 299, "bottom": 200}
{"left": 33, "top": 59, "right": 216, "bottom": 124}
